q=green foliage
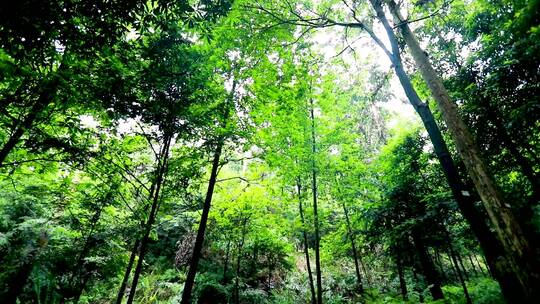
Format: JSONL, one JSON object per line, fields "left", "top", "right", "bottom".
{"left": 0, "top": 0, "right": 534, "bottom": 303}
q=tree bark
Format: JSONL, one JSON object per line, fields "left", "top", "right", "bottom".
{"left": 180, "top": 80, "right": 236, "bottom": 304}
{"left": 365, "top": 1, "right": 538, "bottom": 302}
{"left": 116, "top": 238, "right": 140, "bottom": 304}
{"left": 234, "top": 218, "right": 248, "bottom": 304}
{"left": 180, "top": 139, "right": 224, "bottom": 304}
{"left": 341, "top": 200, "right": 364, "bottom": 292}
{"left": 412, "top": 267, "right": 425, "bottom": 303}
{"left": 385, "top": 2, "right": 540, "bottom": 300}
{"left": 297, "top": 180, "right": 317, "bottom": 304}
{"left": 457, "top": 252, "right": 469, "bottom": 281}
{"left": 0, "top": 86, "right": 54, "bottom": 167}
{"left": 444, "top": 230, "right": 472, "bottom": 304}
{"left": 468, "top": 255, "right": 478, "bottom": 277}
{"left": 126, "top": 135, "right": 172, "bottom": 304}
{"left": 411, "top": 230, "right": 444, "bottom": 300}
{"left": 396, "top": 250, "right": 408, "bottom": 300}
{"left": 222, "top": 239, "right": 231, "bottom": 284}
{"left": 309, "top": 98, "right": 323, "bottom": 304}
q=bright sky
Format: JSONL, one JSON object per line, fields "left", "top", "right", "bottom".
{"left": 309, "top": 23, "right": 418, "bottom": 128}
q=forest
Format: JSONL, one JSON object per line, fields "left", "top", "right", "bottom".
{"left": 0, "top": 0, "right": 539, "bottom": 303}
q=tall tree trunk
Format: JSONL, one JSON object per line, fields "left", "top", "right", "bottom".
{"left": 180, "top": 80, "right": 236, "bottom": 304}
{"left": 117, "top": 175, "right": 159, "bottom": 304}
{"left": 365, "top": 1, "right": 537, "bottom": 302}
{"left": 396, "top": 250, "right": 408, "bottom": 300}
{"left": 297, "top": 180, "right": 317, "bottom": 304}
{"left": 411, "top": 230, "right": 444, "bottom": 300}
{"left": 126, "top": 135, "right": 172, "bottom": 304}
{"left": 234, "top": 218, "right": 248, "bottom": 304}
{"left": 180, "top": 138, "right": 224, "bottom": 304}
{"left": 309, "top": 98, "right": 323, "bottom": 304}
{"left": 222, "top": 239, "right": 231, "bottom": 284}
{"left": 341, "top": 200, "right": 364, "bottom": 292}
{"left": 449, "top": 250, "right": 473, "bottom": 304}
{"left": 116, "top": 238, "right": 140, "bottom": 304}
{"left": 444, "top": 229, "right": 472, "bottom": 304}
{"left": 412, "top": 267, "right": 424, "bottom": 303}
{"left": 433, "top": 248, "right": 447, "bottom": 283}
{"left": 385, "top": 2, "right": 540, "bottom": 300}
{"left": 457, "top": 252, "right": 469, "bottom": 281}
{"left": 468, "top": 255, "right": 478, "bottom": 277}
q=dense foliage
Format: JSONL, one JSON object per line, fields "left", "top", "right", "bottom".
{"left": 0, "top": 0, "right": 538, "bottom": 303}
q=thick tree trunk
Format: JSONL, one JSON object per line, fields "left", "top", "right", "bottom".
{"left": 386, "top": 2, "right": 540, "bottom": 300}
{"left": 309, "top": 99, "right": 323, "bottom": 304}
{"left": 297, "top": 181, "right": 317, "bottom": 304}
{"left": 411, "top": 230, "right": 444, "bottom": 300}
{"left": 366, "top": 1, "right": 539, "bottom": 302}
{"left": 126, "top": 135, "right": 171, "bottom": 304}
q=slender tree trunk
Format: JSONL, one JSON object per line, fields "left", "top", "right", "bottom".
{"left": 297, "top": 180, "right": 317, "bottom": 304}
{"left": 444, "top": 234, "right": 472, "bottom": 304}
{"left": 433, "top": 248, "right": 446, "bottom": 282}
{"left": 222, "top": 239, "right": 231, "bottom": 284}
{"left": 126, "top": 135, "right": 172, "bottom": 304}
{"left": 180, "top": 80, "right": 236, "bottom": 304}
{"left": 474, "top": 254, "right": 487, "bottom": 276}
{"left": 180, "top": 139, "right": 224, "bottom": 304}
{"left": 117, "top": 175, "right": 159, "bottom": 304}
{"left": 69, "top": 202, "right": 108, "bottom": 302}
{"left": 480, "top": 254, "right": 493, "bottom": 277}
{"left": 396, "top": 250, "right": 408, "bottom": 300}
{"left": 234, "top": 219, "right": 248, "bottom": 304}
{"left": 0, "top": 89, "right": 53, "bottom": 167}
{"left": 386, "top": 2, "right": 540, "bottom": 300}
{"left": 457, "top": 253, "right": 469, "bottom": 281}
{"left": 116, "top": 238, "right": 140, "bottom": 304}
{"left": 449, "top": 250, "right": 473, "bottom": 304}
{"left": 411, "top": 230, "right": 444, "bottom": 300}
{"left": 468, "top": 255, "right": 478, "bottom": 277}
{"left": 359, "top": 252, "right": 370, "bottom": 285}
{"left": 412, "top": 268, "right": 424, "bottom": 303}
{"left": 309, "top": 98, "right": 323, "bottom": 304}
{"left": 447, "top": 251, "right": 459, "bottom": 281}
{"left": 341, "top": 200, "right": 363, "bottom": 292}
{"left": 0, "top": 61, "right": 67, "bottom": 167}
